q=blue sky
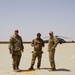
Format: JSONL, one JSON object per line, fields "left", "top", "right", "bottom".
{"left": 0, "top": 0, "right": 75, "bottom": 41}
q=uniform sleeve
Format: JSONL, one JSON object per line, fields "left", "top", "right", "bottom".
{"left": 52, "top": 37, "right": 59, "bottom": 49}
{"left": 8, "top": 37, "right": 14, "bottom": 51}
{"left": 20, "top": 37, "right": 24, "bottom": 50}
{"left": 31, "top": 39, "right": 34, "bottom": 44}
{"left": 41, "top": 39, "right": 45, "bottom": 47}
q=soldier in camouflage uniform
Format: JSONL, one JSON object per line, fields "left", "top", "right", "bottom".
{"left": 8, "top": 30, "right": 24, "bottom": 72}
{"left": 29, "top": 33, "right": 45, "bottom": 70}
{"left": 48, "top": 31, "right": 58, "bottom": 71}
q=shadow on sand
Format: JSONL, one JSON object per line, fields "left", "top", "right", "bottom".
{"left": 56, "top": 68, "right": 71, "bottom": 72}
{"left": 19, "top": 68, "right": 71, "bottom": 72}
{"left": 19, "top": 69, "right": 35, "bottom": 72}
{"left": 40, "top": 68, "right": 71, "bottom": 72}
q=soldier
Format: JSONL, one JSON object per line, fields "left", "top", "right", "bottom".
{"left": 29, "top": 33, "right": 45, "bottom": 70}
{"left": 8, "top": 30, "right": 24, "bottom": 72}
{"left": 48, "top": 31, "right": 58, "bottom": 71}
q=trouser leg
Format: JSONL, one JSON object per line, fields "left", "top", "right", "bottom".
{"left": 17, "top": 55, "right": 21, "bottom": 69}
{"left": 49, "top": 50, "right": 55, "bottom": 69}
{"left": 30, "top": 51, "right": 37, "bottom": 68}
{"left": 12, "top": 55, "right": 18, "bottom": 70}
{"left": 37, "top": 53, "right": 42, "bottom": 68}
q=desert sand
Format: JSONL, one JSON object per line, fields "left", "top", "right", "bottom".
{"left": 0, "top": 43, "right": 75, "bottom": 75}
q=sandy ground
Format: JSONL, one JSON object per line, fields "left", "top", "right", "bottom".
{"left": 0, "top": 43, "right": 75, "bottom": 75}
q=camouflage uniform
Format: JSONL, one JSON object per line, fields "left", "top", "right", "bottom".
{"left": 30, "top": 38, "right": 44, "bottom": 69}
{"left": 8, "top": 35, "right": 24, "bottom": 70}
{"left": 48, "top": 37, "right": 58, "bottom": 70}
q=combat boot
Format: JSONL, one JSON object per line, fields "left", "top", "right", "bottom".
{"left": 37, "top": 64, "right": 40, "bottom": 69}
{"left": 13, "top": 67, "right": 20, "bottom": 72}
{"left": 29, "top": 67, "right": 34, "bottom": 70}
{"left": 13, "top": 67, "right": 18, "bottom": 72}
{"left": 12, "top": 65, "right": 15, "bottom": 70}
{"left": 49, "top": 68, "right": 56, "bottom": 71}
{"left": 37, "top": 66, "right": 40, "bottom": 69}
{"left": 17, "top": 66, "right": 20, "bottom": 71}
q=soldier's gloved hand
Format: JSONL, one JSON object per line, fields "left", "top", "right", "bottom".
{"left": 9, "top": 50, "right": 13, "bottom": 54}
{"left": 34, "top": 44, "right": 37, "bottom": 47}
{"left": 32, "top": 44, "right": 37, "bottom": 47}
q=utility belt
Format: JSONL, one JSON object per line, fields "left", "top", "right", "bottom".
{"left": 12, "top": 50, "right": 22, "bottom": 56}
{"left": 32, "top": 50, "right": 43, "bottom": 54}
{"left": 13, "top": 49, "right": 21, "bottom": 51}
{"left": 34, "top": 46, "right": 42, "bottom": 50}
{"left": 34, "top": 48, "right": 43, "bottom": 53}
{"left": 34, "top": 49, "right": 41, "bottom": 52}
